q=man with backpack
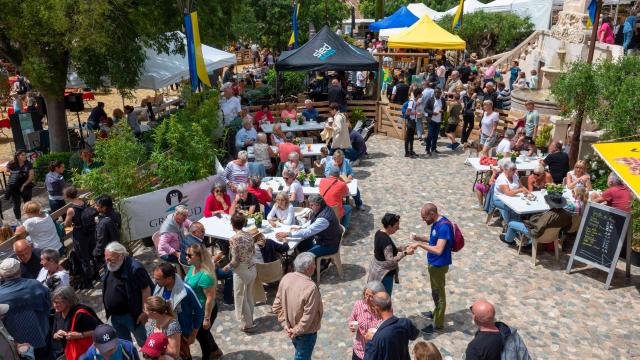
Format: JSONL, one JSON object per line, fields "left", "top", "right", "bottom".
{"left": 92, "top": 195, "right": 121, "bottom": 271}
{"left": 402, "top": 89, "right": 421, "bottom": 158}
{"left": 411, "top": 203, "right": 455, "bottom": 334}
{"left": 390, "top": 76, "right": 410, "bottom": 105}
{"left": 64, "top": 186, "right": 97, "bottom": 289}
{"left": 466, "top": 300, "right": 531, "bottom": 360}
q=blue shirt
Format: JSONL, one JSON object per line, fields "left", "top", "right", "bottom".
{"left": 624, "top": 16, "right": 636, "bottom": 33}
{"left": 301, "top": 108, "right": 319, "bottom": 121}
{"left": 427, "top": 216, "right": 453, "bottom": 267}
{"left": 324, "top": 157, "right": 353, "bottom": 177}
{"left": 235, "top": 127, "right": 257, "bottom": 150}
{"left": 291, "top": 217, "right": 329, "bottom": 239}
{"left": 510, "top": 66, "right": 520, "bottom": 82}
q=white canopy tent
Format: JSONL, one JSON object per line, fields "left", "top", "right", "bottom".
{"left": 67, "top": 32, "right": 236, "bottom": 89}
{"left": 379, "top": 3, "right": 444, "bottom": 39}
{"left": 478, "top": 0, "right": 553, "bottom": 30}
{"left": 440, "top": 0, "right": 491, "bottom": 18}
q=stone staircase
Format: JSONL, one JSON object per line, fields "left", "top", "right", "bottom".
{"left": 477, "top": 30, "right": 543, "bottom": 70}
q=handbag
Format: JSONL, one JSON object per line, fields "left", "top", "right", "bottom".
{"left": 64, "top": 309, "right": 95, "bottom": 360}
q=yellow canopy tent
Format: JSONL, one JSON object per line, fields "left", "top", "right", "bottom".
{"left": 387, "top": 15, "right": 466, "bottom": 50}
{"left": 592, "top": 141, "right": 640, "bottom": 199}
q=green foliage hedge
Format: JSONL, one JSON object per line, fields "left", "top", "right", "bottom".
{"left": 33, "top": 152, "right": 73, "bottom": 183}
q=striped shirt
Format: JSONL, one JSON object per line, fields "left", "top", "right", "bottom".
{"left": 224, "top": 161, "right": 249, "bottom": 194}
{"left": 347, "top": 299, "right": 382, "bottom": 359}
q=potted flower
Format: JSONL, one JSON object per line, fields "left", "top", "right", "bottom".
{"left": 249, "top": 212, "right": 263, "bottom": 228}
{"left": 293, "top": 137, "right": 301, "bottom": 146}
{"left": 285, "top": 118, "right": 291, "bottom": 127}
{"left": 545, "top": 183, "right": 564, "bottom": 195}
{"left": 496, "top": 153, "right": 504, "bottom": 160}
{"left": 308, "top": 173, "right": 316, "bottom": 187}
{"left": 509, "top": 151, "right": 519, "bottom": 163}
{"left": 297, "top": 171, "right": 307, "bottom": 183}
{"left": 297, "top": 115, "right": 305, "bottom": 125}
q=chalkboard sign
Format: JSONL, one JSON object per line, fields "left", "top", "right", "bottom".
{"left": 566, "top": 202, "right": 631, "bottom": 289}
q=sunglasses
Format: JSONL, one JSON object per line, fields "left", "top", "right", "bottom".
{"left": 283, "top": 177, "right": 290, "bottom": 180}
{"left": 185, "top": 253, "right": 194, "bottom": 258}
{"left": 214, "top": 190, "right": 223, "bottom": 193}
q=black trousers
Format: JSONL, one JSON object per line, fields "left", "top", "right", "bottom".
{"left": 404, "top": 121, "right": 416, "bottom": 154}
{"left": 7, "top": 186, "right": 33, "bottom": 220}
{"left": 197, "top": 304, "right": 220, "bottom": 358}
{"left": 461, "top": 114, "right": 475, "bottom": 144}
{"left": 73, "top": 234, "right": 96, "bottom": 285}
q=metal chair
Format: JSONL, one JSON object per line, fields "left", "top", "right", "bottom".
{"left": 315, "top": 225, "right": 346, "bottom": 283}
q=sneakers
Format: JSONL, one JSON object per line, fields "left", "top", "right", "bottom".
{"left": 499, "top": 234, "right": 515, "bottom": 246}
{"left": 421, "top": 311, "right": 434, "bottom": 319}
{"left": 488, "top": 219, "right": 503, "bottom": 227}
{"left": 471, "top": 204, "right": 482, "bottom": 210}
{"left": 451, "top": 142, "right": 461, "bottom": 150}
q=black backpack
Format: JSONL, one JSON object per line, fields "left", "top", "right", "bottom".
{"left": 80, "top": 206, "right": 98, "bottom": 231}
{"left": 17, "top": 77, "right": 29, "bottom": 95}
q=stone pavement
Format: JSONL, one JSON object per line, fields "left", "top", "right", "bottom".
{"left": 80, "top": 134, "right": 640, "bottom": 359}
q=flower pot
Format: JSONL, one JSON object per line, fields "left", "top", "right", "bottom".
{"left": 309, "top": 181, "right": 315, "bottom": 187}
{"left": 255, "top": 220, "right": 262, "bottom": 228}
{"left": 510, "top": 157, "right": 517, "bottom": 163}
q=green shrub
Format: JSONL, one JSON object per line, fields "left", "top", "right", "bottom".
{"left": 265, "top": 69, "right": 306, "bottom": 99}
{"left": 349, "top": 108, "right": 366, "bottom": 128}
{"left": 33, "top": 152, "right": 73, "bottom": 182}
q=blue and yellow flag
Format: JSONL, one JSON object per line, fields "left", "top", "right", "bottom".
{"left": 586, "top": 0, "right": 597, "bottom": 27}
{"left": 288, "top": 2, "right": 301, "bottom": 48}
{"left": 452, "top": 0, "right": 465, "bottom": 31}
{"left": 184, "top": 11, "right": 211, "bottom": 90}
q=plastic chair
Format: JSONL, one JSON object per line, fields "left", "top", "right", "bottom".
{"left": 519, "top": 227, "right": 561, "bottom": 267}
{"left": 316, "top": 225, "right": 346, "bottom": 283}
{"left": 252, "top": 260, "right": 285, "bottom": 303}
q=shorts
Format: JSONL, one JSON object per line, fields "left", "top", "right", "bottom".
{"left": 480, "top": 133, "right": 497, "bottom": 147}
{"left": 445, "top": 123, "right": 458, "bottom": 134}
{"left": 475, "top": 183, "right": 490, "bottom": 194}
{"left": 525, "top": 135, "right": 535, "bottom": 145}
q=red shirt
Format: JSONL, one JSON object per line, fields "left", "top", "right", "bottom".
{"left": 278, "top": 142, "right": 302, "bottom": 163}
{"left": 203, "top": 193, "right": 231, "bottom": 217}
{"left": 248, "top": 186, "right": 272, "bottom": 205}
{"left": 602, "top": 185, "right": 633, "bottom": 213}
{"left": 255, "top": 111, "right": 274, "bottom": 124}
{"left": 319, "top": 177, "right": 348, "bottom": 218}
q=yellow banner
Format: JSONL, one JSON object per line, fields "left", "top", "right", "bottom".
{"left": 592, "top": 141, "right": 640, "bottom": 199}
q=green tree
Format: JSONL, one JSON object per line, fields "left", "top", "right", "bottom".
{"left": 436, "top": 11, "right": 534, "bottom": 56}
{"left": 0, "top": 0, "right": 182, "bottom": 152}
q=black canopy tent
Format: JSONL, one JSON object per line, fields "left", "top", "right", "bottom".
{"left": 275, "top": 25, "right": 378, "bottom": 72}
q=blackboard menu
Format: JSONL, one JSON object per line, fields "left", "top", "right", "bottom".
{"left": 566, "top": 202, "right": 631, "bottom": 289}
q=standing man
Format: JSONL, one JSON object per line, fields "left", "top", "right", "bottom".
{"left": 411, "top": 203, "right": 454, "bottom": 334}
{"left": 0, "top": 258, "right": 51, "bottom": 360}
{"left": 93, "top": 195, "right": 121, "bottom": 269}
{"left": 391, "top": 76, "right": 410, "bottom": 105}
{"left": 363, "top": 292, "right": 418, "bottom": 360}
{"left": 272, "top": 252, "right": 323, "bottom": 360}
{"left": 219, "top": 83, "right": 242, "bottom": 126}
{"left": 102, "top": 242, "right": 152, "bottom": 347}
{"left": 328, "top": 79, "right": 348, "bottom": 112}
{"left": 424, "top": 88, "right": 447, "bottom": 156}
{"left": 152, "top": 263, "right": 204, "bottom": 360}
{"left": 404, "top": 89, "right": 421, "bottom": 158}
{"left": 355, "top": 71, "right": 366, "bottom": 100}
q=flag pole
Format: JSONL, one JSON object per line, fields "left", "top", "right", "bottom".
{"left": 587, "top": 0, "right": 603, "bottom": 64}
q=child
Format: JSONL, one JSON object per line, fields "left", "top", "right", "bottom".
{"left": 474, "top": 164, "right": 502, "bottom": 209}
{"left": 314, "top": 146, "right": 329, "bottom": 174}
{"left": 566, "top": 186, "right": 588, "bottom": 216}
{"left": 528, "top": 69, "right": 538, "bottom": 89}
{"left": 445, "top": 93, "right": 462, "bottom": 150}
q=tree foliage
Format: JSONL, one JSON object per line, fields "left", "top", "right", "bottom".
{"left": 437, "top": 11, "right": 534, "bottom": 55}
{"left": 360, "top": 0, "right": 489, "bottom": 18}
{"left": 552, "top": 56, "right": 640, "bottom": 140}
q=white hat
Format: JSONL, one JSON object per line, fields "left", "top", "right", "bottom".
{"left": 0, "top": 304, "right": 9, "bottom": 316}
{"left": 0, "top": 258, "right": 20, "bottom": 278}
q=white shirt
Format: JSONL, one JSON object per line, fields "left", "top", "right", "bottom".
{"left": 496, "top": 138, "right": 512, "bottom": 155}
{"left": 356, "top": 72, "right": 366, "bottom": 88}
{"left": 494, "top": 173, "right": 520, "bottom": 196}
{"left": 480, "top": 111, "right": 500, "bottom": 136}
{"left": 421, "top": 88, "right": 434, "bottom": 111}
{"left": 432, "top": 98, "right": 443, "bottom": 123}
{"left": 37, "top": 268, "right": 70, "bottom": 288}
{"left": 267, "top": 204, "right": 296, "bottom": 225}
{"left": 219, "top": 96, "right": 241, "bottom": 125}
{"left": 407, "top": 99, "right": 417, "bottom": 120}
{"left": 285, "top": 180, "right": 305, "bottom": 203}
{"left": 23, "top": 215, "right": 63, "bottom": 251}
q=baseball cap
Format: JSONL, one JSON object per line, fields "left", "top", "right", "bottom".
{"left": 92, "top": 324, "right": 119, "bottom": 354}
{"left": 141, "top": 332, "right": 168, "bottom": 358}
{"left": 0, "top": 258, "right": 20, "bottom": 278}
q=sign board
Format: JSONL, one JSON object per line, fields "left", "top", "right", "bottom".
{"left": 566, "top": 202, "right": 631, "bottom": 289}
{"left": 120, "top": 175, "right": 218, "bottom": 240}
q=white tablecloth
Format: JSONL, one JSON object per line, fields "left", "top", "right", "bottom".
{"left": 497, "top": 189, "right": 576, "bottom": 215}
{"left": 199, "top": 214, "right": 300, "bottom": 249}
{"left": 261, "top": 177, "right": 358, "bottom": 196}
{"left": 468, "top": 157, "right": 541, "bottom": 172}
{"left": 248, "top": 143, "right": 325, "bottom": 159}
{"left": 260, "top": 121, "right": 325, "bottom": 134}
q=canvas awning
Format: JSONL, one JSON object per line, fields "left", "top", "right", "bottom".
{"left": 479, "top": 0, "right": 553, "bottom": 30}
{"left": 592, "top": 142, "right": 640, "bottom": 199}
{"left": 368, "top": 6, "right": 419, "bottom": 32}
{"left": 67, "top": 32, "right": 236, "bottom": 89}
{"left": 275, "top": 26, "right": 378, "bottom": 72}
{"left": 387, "top": 15, "right": 466, "bottom": 50}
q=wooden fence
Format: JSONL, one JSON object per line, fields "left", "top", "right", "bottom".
{"left": 247, "top": 99, "right": 378, "bottom": 121}
{"left": 235, "top": 50, "right": 254, "bottom": 65}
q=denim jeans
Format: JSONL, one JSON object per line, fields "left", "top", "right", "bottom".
{"left": 110, "top": 313, "right": 147, "bottom": 347}
{"left": 216, "top": 267, "right": 234, "bottom": 304}
{"left": 292, "top": 332, "right": 317, "bottom": 360}
{"left": 493, "top": 196, "right": 519, "bottom": 225}
{"left": 344, "top": 148, "right": 361, "bottom": 162}
{"left": 341, "top": 204, "right": 353, "bottom": 230}
{"left": 308, "top": 244, "right": 339, "bottom": 257}
{"left": 416, "top": 116, "right": 424, "bottom": 138}
{"left": 426, "top": 120, "right": 441, "bottom": 152}
{"left": 505, "top": 221, "right": 531, "bottom": 245}
{"left": 623, "top": 31, "right": 633, "bottom": 52}
{"left": 381, "top": 273, "right": 394, "bottom": 295}
{"left": 160, "top": 254, "right": 179, "bottom": 263}
{"left": 353, "top": 189, "right": 363, "bottom": 208}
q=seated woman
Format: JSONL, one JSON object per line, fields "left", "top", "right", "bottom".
{"left": 224, "top": 150, "right": 250, "bottom": 198}
{"left": 282, "top": 169, "right": 305, "bottom": 206}
{"left": 253, "top": 133, "right": 276, "bottom": 173}
{"left": 565, "top": 160, "right": 592, "bottom": 191}
{"left": 527, "top": 165, "right": 554, "bottom": 192}
{"left": 510, "top": 128, "right": 530, "bottom": 153}
{"left": 280, "top": 102, "right": 297, "bottom": 121}
{"left": 492, "top": 161, "right": 528, "bottom": 227}
{"left": 267, "top": 192, "right": 296, "bottom": 226}
{"left": 565, "top": 186, "right": 587, "bottom": 216}
{"left": 204, "top": 183, "right": 231, "bottom": 217}
{"left": 230, "top": 183, "right": 259, "bottom": 215}
{"left": 248, "top": 176, "right": 272, "bottom": 207}
{"left": 283, "top": 152, "right": 305, "bottom": 176}
{"left": 474, "top": 164, "right": 502, "bottom": 209}
{"left": 495, "top": 129, "right": 515, "bottom": 157}
{"left": 15, "top": 201, "right": 64, "bottom": 254}
{"left": 270, "top": 123, "right": 286, "bottom": 145}
{"left": 255, "top": 104, "right": 274, "bottom": 127}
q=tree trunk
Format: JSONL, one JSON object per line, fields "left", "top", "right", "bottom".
{"left": 375, "top": 0, "right": 384, "bottom": 21}
{"left": 44, "top": 94, "right": 70, "bottom": 152}
{"left": 568, "top": 107, "right": 584, "bottom": 168}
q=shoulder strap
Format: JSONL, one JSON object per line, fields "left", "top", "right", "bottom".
{"left": 70, "top": 308, "right": 92, "bottom": 332}
{"left": 321, "top": 179, "right": 340, "bottom": 197}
